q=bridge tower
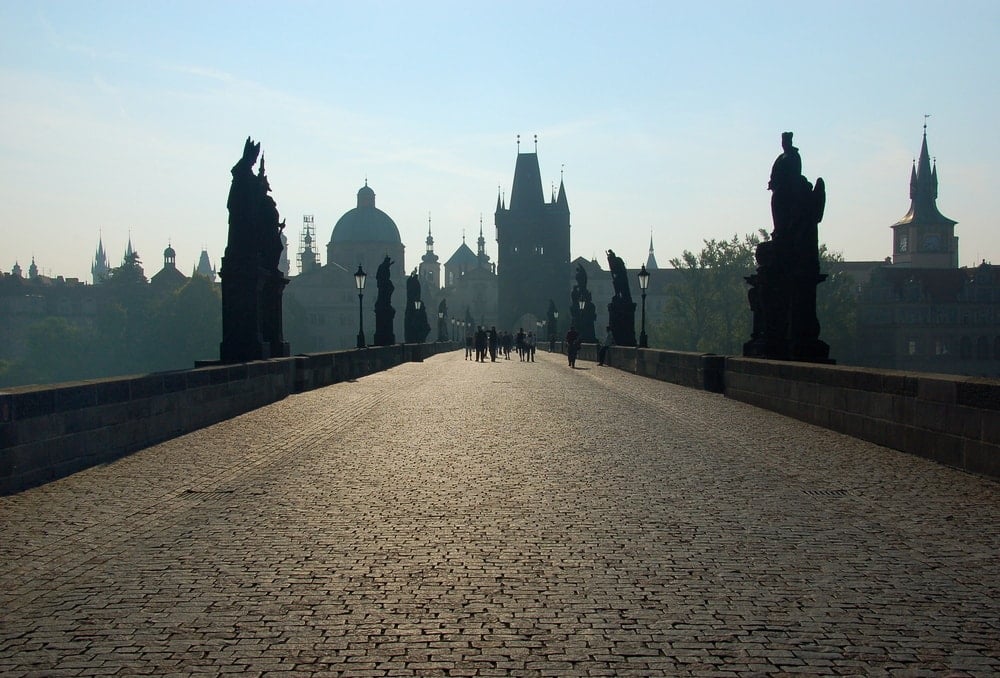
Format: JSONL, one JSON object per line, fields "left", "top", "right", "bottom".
{"left": 494, "top": 136, "right": 571, "bottom": 329}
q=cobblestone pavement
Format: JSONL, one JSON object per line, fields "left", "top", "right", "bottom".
{"left": 1, "top": 350, "right": 998, "bottom": 677}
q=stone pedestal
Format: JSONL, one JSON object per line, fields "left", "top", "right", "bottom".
{"left": 219, "top": 257, "right": 267, "bottom": 363}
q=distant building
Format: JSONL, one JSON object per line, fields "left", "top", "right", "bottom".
{"left": 494, "top": 144, "right": 571, "bottom": 329}
{"left": 194, "top": 249, "right": 217, "bottom": 282}
{"left": 284, "top": 182, "right": 406, "bottom": 352}
{"left": 150, "top": 243, "right": 188, "bottom": 293}
{"left": 855, "top": 127, "right": 1000, "bottom": 376}
{"left": 92, "top": 236, "right": 110, "bottom": 284}
{"left": 440, "top": 221, "right": 498, "bottom": 330}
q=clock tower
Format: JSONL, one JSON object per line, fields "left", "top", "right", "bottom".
{"left": 890, "top": 125, "right": 958, "bottom": 268}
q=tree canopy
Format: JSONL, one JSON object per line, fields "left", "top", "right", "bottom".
{"left": 650, "top": 231, "right": 857, "bottom": 362}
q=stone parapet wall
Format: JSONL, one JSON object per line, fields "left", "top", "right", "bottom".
{"left": 573, "top": 345, "right": 997, "bottom": 478}
{"left": 724, "top": 358, "right": 999, "bottom": 478}
{"left": 1, "top": 342, "right": 458, "bottom": 494}
{"left": 577, "top": 344, "right": 725, "bottom": 392}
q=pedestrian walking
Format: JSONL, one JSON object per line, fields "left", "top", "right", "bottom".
{"left": 488, "top": 326, "right": 499, "bottom": 362}
{"left": 474, "top": 326, "right": 487, "bottom": 362}
{"left": 527, "top": 331, "right": 536, "bottom": 362}
{"left": 565, "top": 326, "right": 580, "bottom": 368}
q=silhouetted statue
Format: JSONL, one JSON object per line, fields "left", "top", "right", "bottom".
{"left": 744, "top": 132, "right": 831, "bottom": 362}
{"left": 220, "top": 137, "right": 289, "bottom": 363}
{"left": 437, "top": 298, "right": 448, "bottom": 342}
{"left": 373, "top": 256, "right": 396, "bottom": 346}
{"left": 570, "top": 264, "right": 597, "bottom": 343}
{"left": 403, "top": 270, "right": 431, "bottom": 343}
{"left": 606, "top": 250, "right": 637, "bottom": 346}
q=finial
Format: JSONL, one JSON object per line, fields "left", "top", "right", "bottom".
{"left": 516, "top": 134, "right": 520, "bottom": 151}
{"left": 479, "top": 214, "right": 484, "bottom": 235}
{"left": 462, "top": 228, "right": 466, "bottom": 244}
{"left": 923, "top": 114, "right": 930, "bottom": 133}
{"left": 428, "top": 212, "right": 432, "bottom": 234}
{"left": 534, "top": 134, "right": 538, "bottom": 152}
{"left": 561, "top": 164, "right": 564, "bottom": 181}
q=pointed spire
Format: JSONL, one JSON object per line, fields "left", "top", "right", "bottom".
{"left": 893, "top": 123, "right": 957, "bottom": 233}
{"left": 496, "top": 185, "right": 503, "bottom": 213}
{"left": 425, "top": 212, "right": 435, "bottom": 255}
{"left": 646, "top": 230, "right": 659, "bottom": 270}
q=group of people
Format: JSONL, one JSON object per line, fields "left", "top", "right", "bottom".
{"left": 461, "top": 323, "right": 615, "bottom": 369}
{"left": 465, "top": 327, "right": 538, "bottom": 363}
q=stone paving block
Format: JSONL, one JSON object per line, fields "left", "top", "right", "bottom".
{"left": 0, "top": 351, "right": 998, "bottom": 677}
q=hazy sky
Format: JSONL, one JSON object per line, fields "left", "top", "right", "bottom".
{"left": 2, "top": 1, "right": 998, "bottom": 282}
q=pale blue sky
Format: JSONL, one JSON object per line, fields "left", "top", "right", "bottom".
{"left": 2, "top": 1, "right": 997, "bottom": 281}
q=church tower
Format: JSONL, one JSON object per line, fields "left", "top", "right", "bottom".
{"left": 646, "top": 233, "right": 659, "bottom": 271}
{"left": 92, "top": 235, "right": 110, "bottom": 284}
{"left": 891, "top": 124, "right": 958, "bottom": 268}
{"left": 494, "top": 137, "right": 571, "bottom": 329}
{"left": 419, "top": 214, "right": 441, "bottom": 291}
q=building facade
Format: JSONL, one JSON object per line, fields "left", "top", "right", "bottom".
{"left": 855, "top": 128, "right": 1000, "bottom": 377}
{"left": 494, "top": 148, "right": 571, "bottom": 330}
{"left": 284, "top": 182, "right": 406, "bottom": 352}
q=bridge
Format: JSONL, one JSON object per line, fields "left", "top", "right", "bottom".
{"left": 1, "top": 349, "right": 998, "bottom": 675}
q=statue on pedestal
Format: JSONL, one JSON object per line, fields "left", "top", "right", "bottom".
{"left": 570, "top": 264, "right": 597, "bottom": 343}
{"left": 373, "top": 256, "right": 396, "bottom": 346}
{"left": 743, "top": 132, "right": 831, "bottom": 363}
{"left": 404, "top": 270, "right": 431, "bottom": 343}
{"left": 606, "top": 249, "right": 637, "bottom": 346}
{"left": 219, "top": 137, "right": 290, "bottom": 363}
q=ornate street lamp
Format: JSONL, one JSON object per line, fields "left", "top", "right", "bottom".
{"left": 637, "top": 264, "right": 650, "bottom": 348}
{"left": 438, "top": 310, "right": 445, "bottom": 342}
{"left": 354, "top": 265, "right": 367, "bottom": 348}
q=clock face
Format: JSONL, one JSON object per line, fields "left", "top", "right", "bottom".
{"left": 923, "top": 234, "right": 942, "bottom": 252}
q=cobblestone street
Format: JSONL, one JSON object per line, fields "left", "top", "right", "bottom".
{"left": 1, "top": 349, "right": 998, "bottom": 677}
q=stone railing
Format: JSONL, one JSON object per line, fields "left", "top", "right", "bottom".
{"left": 578, "top": 345, "right": 999, "bottom": 479}
{"left": 1, "top": 342, "right": 457, "bottom": 494}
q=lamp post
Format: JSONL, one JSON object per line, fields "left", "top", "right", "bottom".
{"left": 438, "top": 310, "right": 444, "bottom": 342}
{"left": 354, "top": 265, "right": 367, "bottom": 348}
{"left": 637, "top": 264, "right": 650, "bottom": 348}
{"left": 552, "top": 310, "right": 559, "bottom": 351}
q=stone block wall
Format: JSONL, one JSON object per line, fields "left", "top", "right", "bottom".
{"left": 724, "top": 358, "right": 999, "bottom": 477}
{"left": 1, "top": 342, "right": 458, "bottom": 494}
{"left": 572, "top": 345, "right": 998, "bottom": 478}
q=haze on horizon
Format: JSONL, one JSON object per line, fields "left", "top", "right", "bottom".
{"left": 1, "top": 1, "right": 997, "bottom": 282}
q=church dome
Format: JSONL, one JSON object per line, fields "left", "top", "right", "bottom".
{"left": 329, "top": 182, "right": 402, "bottom": 245}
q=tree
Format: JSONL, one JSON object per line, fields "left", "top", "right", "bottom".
{"left": 816, "top": 246, "right": 859, "bottom": 364}
{"left": 651, "top": 231, "right": 858, "bottom": 361}
{"left": 653, "top": 231, "right": 764, "bottom": 354}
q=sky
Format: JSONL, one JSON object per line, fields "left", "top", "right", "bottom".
{"left": 1, "top": 1, "right": 998, "bottom": 282}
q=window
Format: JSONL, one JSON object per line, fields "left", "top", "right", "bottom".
{"left": 907, "top": 339, "right": 917, "bottom": 356}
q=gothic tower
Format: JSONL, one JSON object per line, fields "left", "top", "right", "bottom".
{"left": 494, "top": 140, "right": 570, "bottom": 329}
{"left": 891, "top": 125, "right": 958, "bottom": 268}
{"left": 419, "top": 213, "right": 441, "bottom": 291}
{"left": 92, "top": 235, "right": 110, "bottom": 284}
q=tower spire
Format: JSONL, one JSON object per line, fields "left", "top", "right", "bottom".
{"left": 646, "top": 230, "right": 659, "bottom": 270}
{"left": 891, "top": 122, "right": 958, "bottom": 268}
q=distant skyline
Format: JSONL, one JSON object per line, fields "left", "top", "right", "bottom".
{"left": 2, "top": 1, "right": 998, "bottom": 282}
